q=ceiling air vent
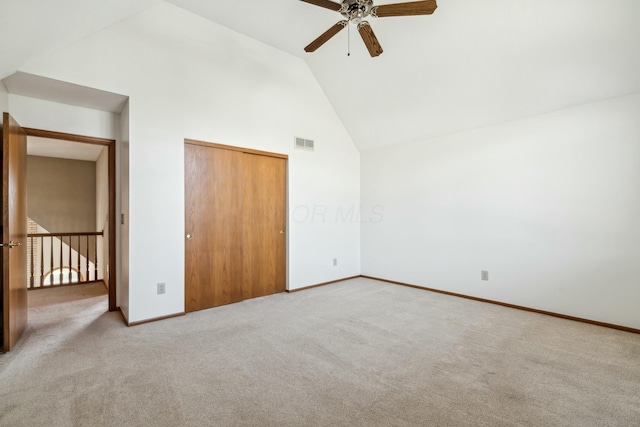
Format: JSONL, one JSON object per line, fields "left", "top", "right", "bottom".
{"left": 295, "top": 137, "right": 314, "bottom": 151}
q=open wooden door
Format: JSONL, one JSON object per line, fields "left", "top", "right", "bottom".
{"left": 2, "top": 112, "right": 28, "bottom": 352}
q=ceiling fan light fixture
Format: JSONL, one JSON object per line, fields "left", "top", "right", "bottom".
{"left": 352, "top": 10, "right": 365, "bottom": 24}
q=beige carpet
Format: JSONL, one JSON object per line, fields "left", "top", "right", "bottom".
{"left": 0, "top": 278, "right": 639, "bottom": 426}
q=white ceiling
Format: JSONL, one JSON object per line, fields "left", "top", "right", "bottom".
{"left": 27, "top": 137, "right": 104, "bottom": 162}
{"left": 0, "top": 0, "right": 160, "bottom": 80}
{"left": 2, "top": 0, "right": 640, "bottom": 152}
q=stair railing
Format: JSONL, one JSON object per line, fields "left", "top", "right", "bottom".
{"left": 26, "top": 231, "right": 104, "bottom": 289}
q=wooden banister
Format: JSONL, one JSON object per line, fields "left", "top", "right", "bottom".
{"left": 28, "top": 231, "right": 104, "bottom": 238}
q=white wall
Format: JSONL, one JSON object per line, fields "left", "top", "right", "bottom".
{"left": 8, "top": 95, "right": 120, "bottom": 140}
{"left": 0, "top": 81, "right": 8, "bottom": 116}
{"left": 362, "top": 93, "right": 640, "bottom": 329}
{"left": 20, "top": 3, "right": 361, "bottom": 323}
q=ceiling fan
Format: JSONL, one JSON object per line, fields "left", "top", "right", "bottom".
{"left": 300, "top": 0, "right": 438, "bottom": 57}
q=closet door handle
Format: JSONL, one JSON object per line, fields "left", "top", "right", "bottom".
{"left": 186, "top": 234, "right": 193, "bottom": 240}
{"left": 279, "top": 230, "right": 285, "bottom": 235}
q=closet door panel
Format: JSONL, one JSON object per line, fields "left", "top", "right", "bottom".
{"left": 185, "top": 144, "right": 243, "bottom": 312}
{"left": 242, "top": 153, "right": 286, "bottom": 300}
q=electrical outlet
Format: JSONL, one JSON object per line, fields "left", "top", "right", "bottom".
{"left": 481, "top": 271, "right": 489, "bottom": 281}
{"left": 333, "top": 258, "right": 338, "bottom": 266}
{"left": 157, "top": 283, "right": 166, "bottom": 295}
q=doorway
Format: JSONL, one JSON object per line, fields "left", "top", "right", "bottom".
{"left": 24, "top": 127, "right": 117, "bottom": 312}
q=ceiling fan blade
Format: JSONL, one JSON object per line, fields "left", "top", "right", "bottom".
{"left": 305, "top": 21, "right": 348, "bottom": 53}
{"left": 371, "top": 0, "right": 437, "bottom": 17}
{"left": 299, "top": 0, "right": 342, "bottom": 12}
{"left": 357, "top": 22, "right": 383, "bottom": 57}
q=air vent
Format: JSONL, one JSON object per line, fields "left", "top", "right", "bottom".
{"left": 295, "top": 137, "right": 314, "bottom": 151}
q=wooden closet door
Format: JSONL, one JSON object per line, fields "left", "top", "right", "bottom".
{"left": 242, "top": 153, "right": 287, "bottom": 300}
{"left": 185, "top": 144, "right": 244, "bottom": 312}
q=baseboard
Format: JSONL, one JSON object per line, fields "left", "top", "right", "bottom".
{"left": 287, "top": 276, "right": 361, "bottom": 293}
{"left": 119, "top": 307, "right": 129, "bottom": 325}
{"left": 361, "top": 275, "right": 640, "bottom": 335}
{"left": 126, "top": 312, "right": 185, "bottom": 327}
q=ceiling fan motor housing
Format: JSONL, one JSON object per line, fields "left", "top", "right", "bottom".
{"left": 340, "top": 0, "right": 374, "bottom": 24}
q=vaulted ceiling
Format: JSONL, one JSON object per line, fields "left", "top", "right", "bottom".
{"left": 2, "top": 0, "right": 640, "bottom": 151}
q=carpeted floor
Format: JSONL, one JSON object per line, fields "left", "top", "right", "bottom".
{"left": 1, "top": 278, "right": 639, "bottom": 426}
